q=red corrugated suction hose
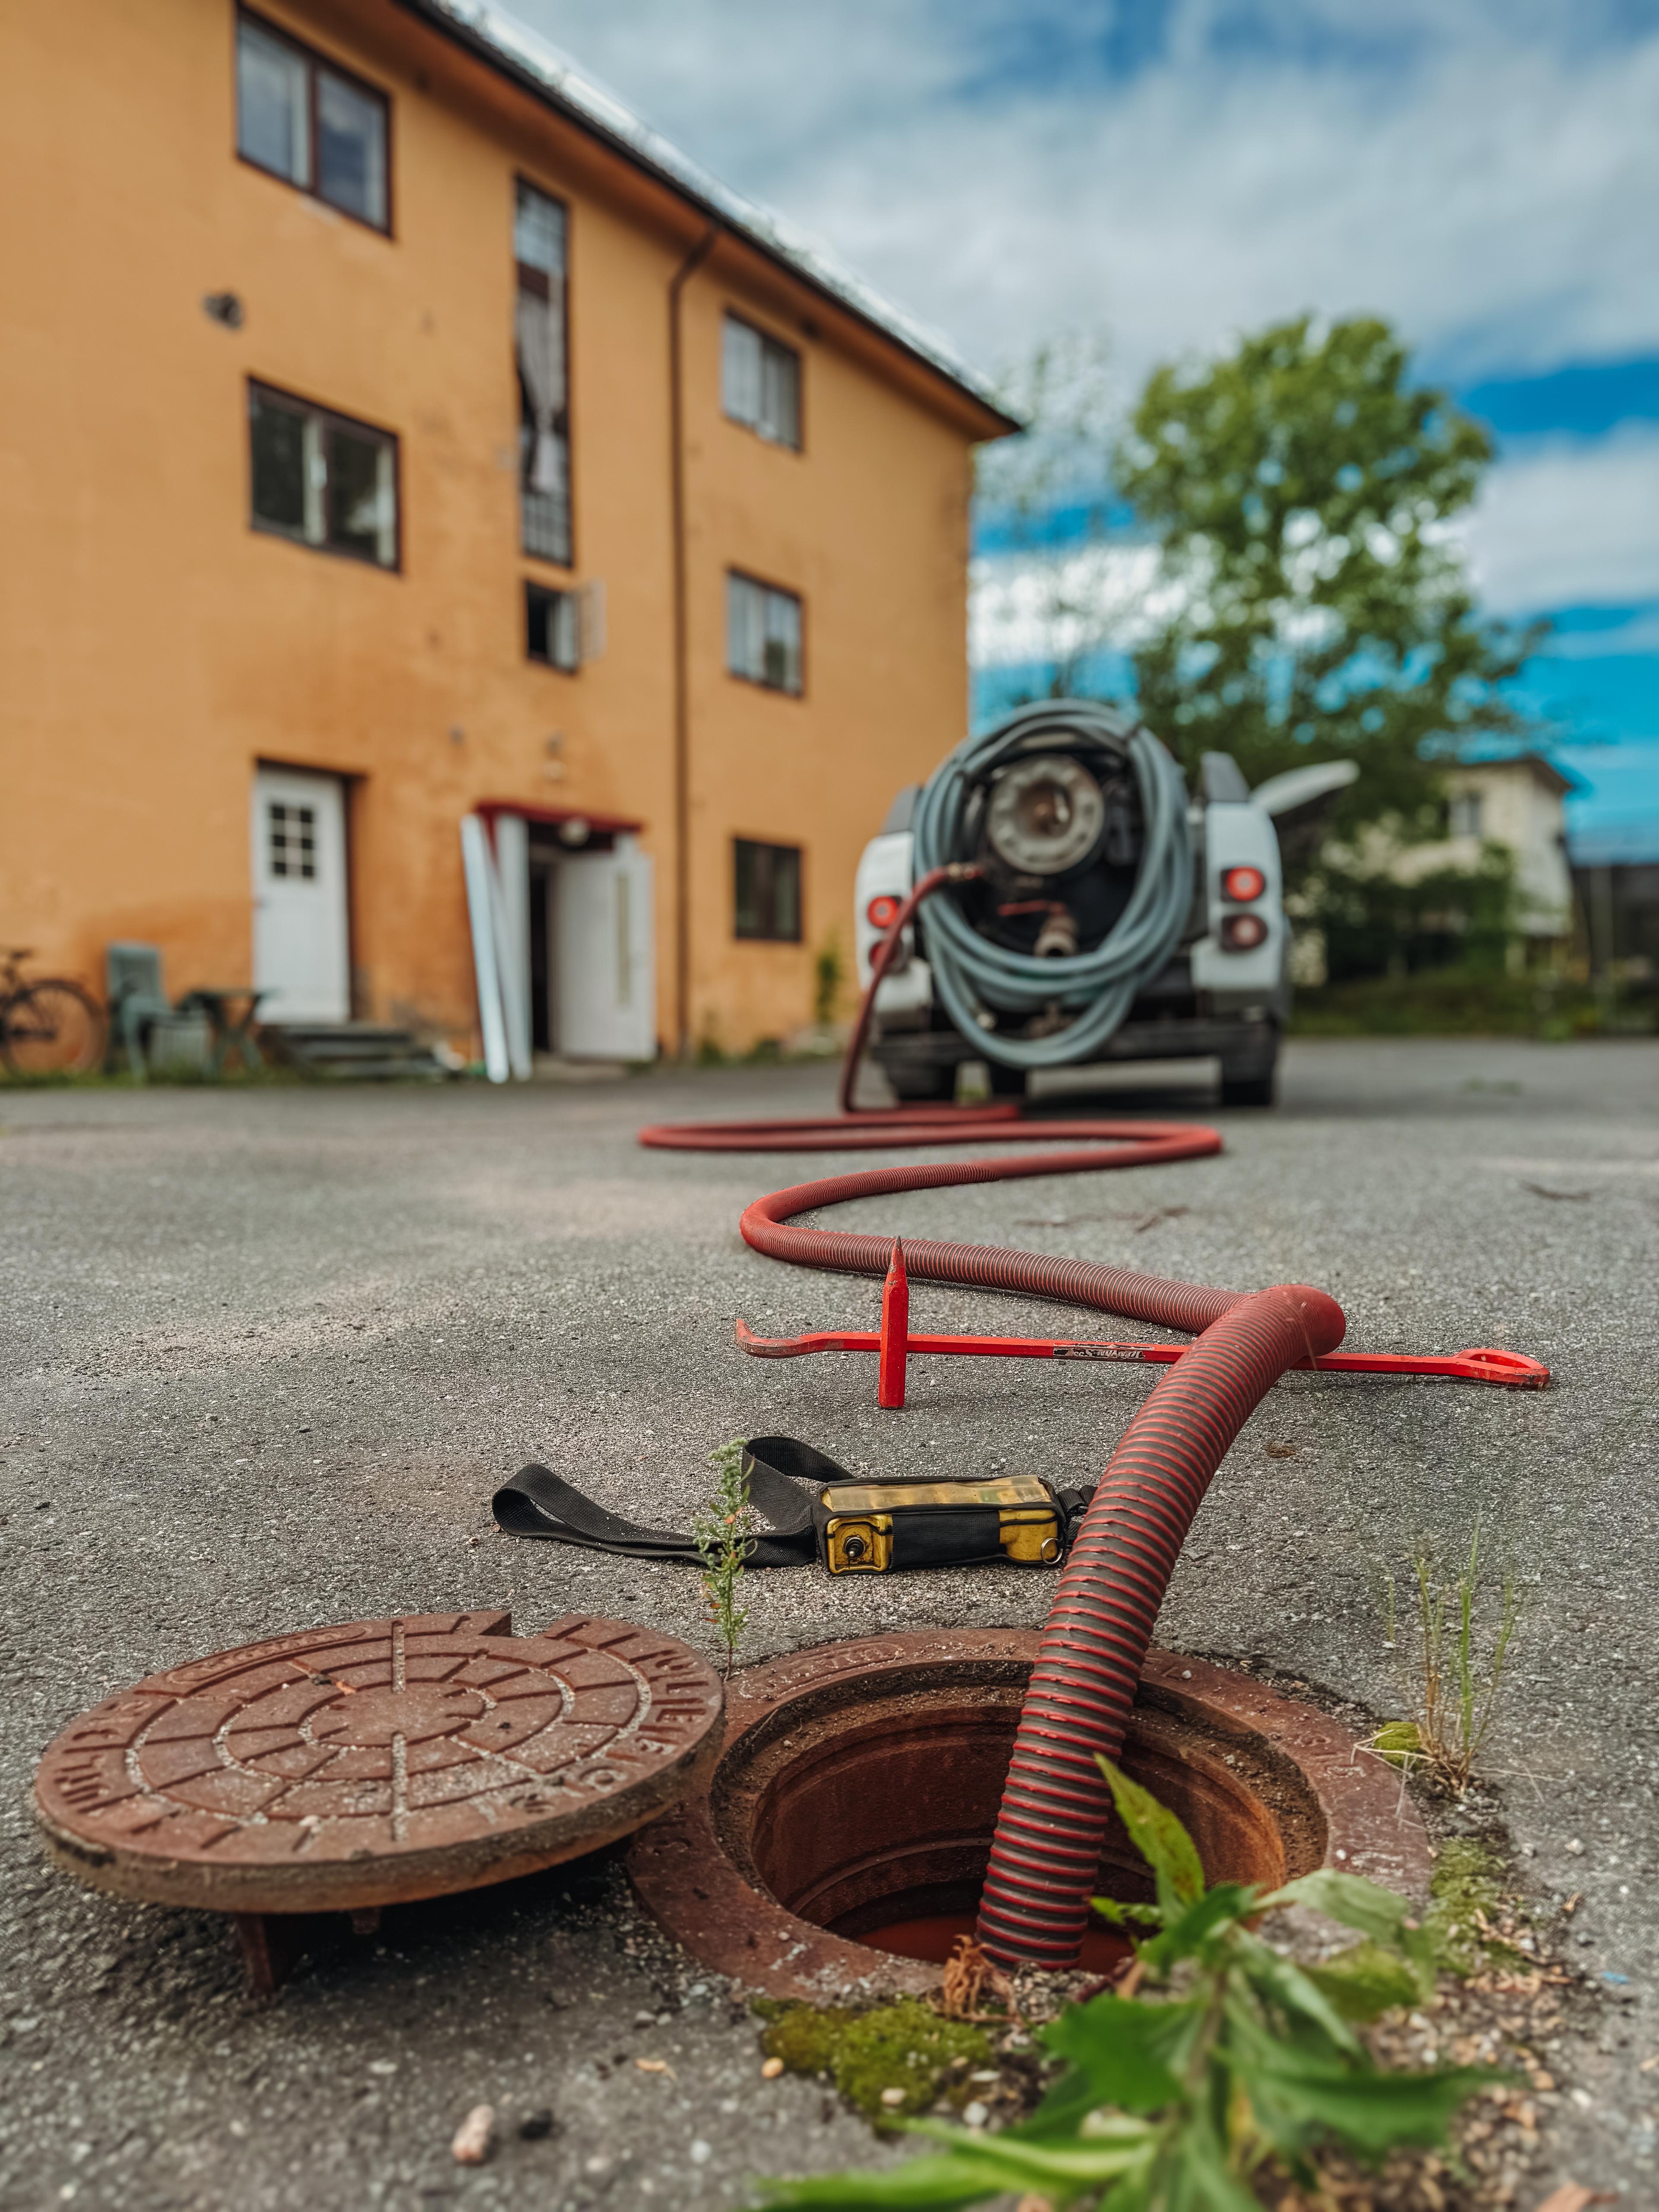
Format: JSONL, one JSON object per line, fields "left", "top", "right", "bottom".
{"left": 974, "top": 1279, "right": 1342, "bottom": 1964}
{"left": 639, "top": 866, "right": 1347, "bottom": 1967}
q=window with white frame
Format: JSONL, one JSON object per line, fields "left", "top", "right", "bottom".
{"left": 235, "top": 10, "right": 389, "bottom": 231}
{"left": 1448, "top": 791, "right": 1484, "bottom": 839}
{"left": 727, "top": 572, "right": 803, "bottom": 695}
{"left": 515, "top": 181, "right": 572, "bottom": 566}
{"left": 248, "top": 382, "right": 398, "bottom": 567}
{"left": 722, "top": 314, "right": 801, "bottom": 448}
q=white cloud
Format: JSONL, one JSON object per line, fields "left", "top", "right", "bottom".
{"left": 970, "top": 543, "right": 1160, "bottom": 667}
{"left": 510, "top": 0, "right": 1659, "bottom": 391}
{"left": 971, "top": 424, "right": 1659, "bottom": 668}
{"left": 1458, "top": 427, "right": 1659, "bottom": 617}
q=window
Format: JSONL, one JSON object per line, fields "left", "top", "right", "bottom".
{"left": 515, "top": 180, "right": 572, "bottom": 566}
{"left": 734, "top": 840, "right": 802, "bottom": 942}
{"left": 267, "top": 802, "right": 316, "bottom": 880}
{"left": 525, "top": 581, "right": 579, "bottom": 671}
{"left": 722, "top": 315, "right": 801, "bottom": 448}
{"left": 235, "top": 11, "right": 389, "bottom": 231}
{"left": 727, "top": 573, "right": 803, "bottom": 694}
{"left": 249, "top": 382, "right": 398, "bottom": 567}
{"left": 1448, "top": 791, "right": 1484, "bottom": 839}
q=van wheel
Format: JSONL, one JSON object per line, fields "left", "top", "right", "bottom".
{"left": 886, "top": 1063, "right": 954, "bottom": 1103}
{"left": 1219, "top": 1060, "right": 1277, "bottom": 1108}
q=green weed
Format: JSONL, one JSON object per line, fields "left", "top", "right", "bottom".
{"left": 693, "top": 1438, "right": 755, "bottom": 1678}
{"left": 1376, "top": 1520, "right": 1522, "bottom": 1796}
{"left": 757, "top": 1761, "right": 1496, "bottom": 2207}
{"left": 814, "top": 934, "right": 845, "bottom": 1027}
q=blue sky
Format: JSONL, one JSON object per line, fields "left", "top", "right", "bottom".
{"left": 519, "top": 0, "right": 1659, "bottom": 846}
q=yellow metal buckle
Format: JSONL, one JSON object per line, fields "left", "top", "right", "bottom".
{"left": 823, "top": 1515, "right": 892, "bottom": 1572}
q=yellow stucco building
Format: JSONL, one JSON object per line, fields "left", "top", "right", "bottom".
{"left": 4, "top": 0, "right": 1012, "bottom": 1062}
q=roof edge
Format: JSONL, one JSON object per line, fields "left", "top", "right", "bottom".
{"left": 1452, "top": 750, "right": 1582, "bottom": 796}
{"left": 390, "top": 0, "right": 1021, "bottom": 437}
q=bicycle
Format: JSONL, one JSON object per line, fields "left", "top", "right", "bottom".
{"left": 0, "top": 949, "right": 108, "bottom": 1077}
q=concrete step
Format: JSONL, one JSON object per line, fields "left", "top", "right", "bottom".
{"left": 264, "top": 1023, "right": 452, "bottom": 1081}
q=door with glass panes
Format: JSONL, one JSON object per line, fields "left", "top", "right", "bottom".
{"left": 251, "top": 768, "right": 350, "bottom": 1022}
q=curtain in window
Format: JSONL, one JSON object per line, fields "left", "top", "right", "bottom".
{"left": 515, "top": 286, "right": 567, "bottom": 500}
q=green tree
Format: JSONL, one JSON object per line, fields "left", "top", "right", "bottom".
{"left": 1115, "top": 315, "right": 1541, "bottom": 836}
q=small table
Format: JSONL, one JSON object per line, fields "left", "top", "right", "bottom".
{"left": 178, "top": 988, "right": 269, "bottom": 1075}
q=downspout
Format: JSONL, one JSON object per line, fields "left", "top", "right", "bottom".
{"left": 669, "top": 223, "right": 721, "bottom": 1059}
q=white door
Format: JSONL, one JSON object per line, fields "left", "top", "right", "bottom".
{"left": 555, "top": 841, "right": 656, "bottom": 1059}
{"left": 251, "top": 768, "right": 350, "bottom": 1023}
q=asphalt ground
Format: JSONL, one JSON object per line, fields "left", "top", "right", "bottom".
{"left": 1, "top": 1038, "right": 1656, "bottom": 2210}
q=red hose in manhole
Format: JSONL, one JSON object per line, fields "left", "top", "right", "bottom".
{"left": 640, "top": 868, "right": 1521, "bottom": 1967}
{"left": 627, "top": 1633, "right": 1433, "bottom": 2003}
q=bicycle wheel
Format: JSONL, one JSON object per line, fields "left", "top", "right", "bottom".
{"left": 0, "top": 980, "right": 107, "bottom": 1077}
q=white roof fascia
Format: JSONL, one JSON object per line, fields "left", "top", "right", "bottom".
{"left": 399, "top": 0, "right": 1014, "bottom": 426}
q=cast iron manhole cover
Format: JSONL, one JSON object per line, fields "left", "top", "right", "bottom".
{"left": 34, "top": 1609, "right": 723, "bottom": 1917}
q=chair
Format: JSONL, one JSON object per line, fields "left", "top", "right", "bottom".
{"left": 105, "top": 943, "right": 175, "bottom": 1080}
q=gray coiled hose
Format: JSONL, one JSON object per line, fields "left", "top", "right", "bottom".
{"left": 910, "top": 701, "right": 1193, "bottom": 1069}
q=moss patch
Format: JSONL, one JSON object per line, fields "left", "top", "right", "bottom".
{"left": 757, "top": 1997, "right": 995, "bottom": 2121}
{"left": 1426, "top": 1838, "right": 1527, "bottom": 1977}
{"left": 1370, "top": 1718, "right": 1422, "bottom": 1770}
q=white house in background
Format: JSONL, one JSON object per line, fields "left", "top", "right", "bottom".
{"left": 1391, "top": 753, "right": 1578, "bottom": 947}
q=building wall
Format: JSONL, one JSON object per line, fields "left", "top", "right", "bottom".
{"left": 1389, "top": 764, "right": 1573, "bottom": 938}
{"left": 1, "top": 0, "right": 988, "bottom": 1056}
{"left": 683, "top": 269, "right": 973, "bottom": 1052}
{"left": 1449, "top": 766, "right": 1573, "bottom": 934}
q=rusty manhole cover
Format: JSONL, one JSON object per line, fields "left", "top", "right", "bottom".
{"left": 35, "top": 1609, "right": 723, "bottom": 1922}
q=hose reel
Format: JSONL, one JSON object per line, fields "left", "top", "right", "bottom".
{"left": 910, "top": 700, "right": 1193, "bottom": 1070}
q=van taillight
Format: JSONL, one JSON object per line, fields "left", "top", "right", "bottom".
{"left": 1220, "top": 912, "right": 1268, "bottom": 950}
{"left": 1221, "top": 865, "right": 1266, "bottom": 903}
{"left": 865, "top": 894, "right": 903, "bottom": 930}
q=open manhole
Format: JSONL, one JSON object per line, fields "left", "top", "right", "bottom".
{"left": 629, "top": 1629, "right": 1430, "bottom": 2004}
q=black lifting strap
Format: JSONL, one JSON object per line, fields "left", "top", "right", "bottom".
{"left": 491, "top": 1436, "right": 844, "bottom": 1567}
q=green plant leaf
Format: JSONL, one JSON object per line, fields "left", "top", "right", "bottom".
{"left": 756, "top": 2119, "right": 1148, "bottom": 2209}
{"left": 1398, "top": 1920, "right": 1440, "bottom": 1999}
{"left": 1303, "top": 1940, "right": 1423, "bottom": 2022}
{"left": 1159, "top": 2113, "right": 1263, "bottom": 2212}
{"left": 1233, "top": 1933, "right": 1363, "bottom": 2055}
{"left": 762, "top": 2113, "right": 1153, "bottom": 2206}
{"left": 1263, "top": 1867, "right": 1415, "bottom": 1943}
{"left": 1136, "top": 1882, "right": 1258, "bottom": 1972}
{"left": 1241, "top": 2044, "right": 1500, "bottom": 2158}
{"left": 1099, "top": 2167, "right": 1159, "bottom": 2212}
{"left": 1090, "top": 1895, "right": 1164, "bottom": 1928}
{"left": 1098, "top": 1756, "right": 1205, "bottom": 1912}
{"left": 904, "top": 2119, "right": 1158, "bottom": 2188}
{"left": 1264, "top": 1867, "right": 1439, "bottom": 2001}
{"left": 751, "top": 2150, "right": 1015, "bottom": 2208}
{"left": 1038, "top": 1992, "right": 1191, "bottom": 2114}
